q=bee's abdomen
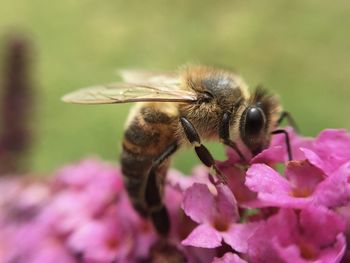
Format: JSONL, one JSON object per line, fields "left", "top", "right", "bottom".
{"left": 120, "top": 103, "right": 178, "bottom": 216}
{"left": 120, "top": 148, "right": 153, "bottom": 216}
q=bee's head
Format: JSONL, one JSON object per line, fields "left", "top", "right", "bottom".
{"left": 239, "top": 87, "right": 281, "bottom": 155}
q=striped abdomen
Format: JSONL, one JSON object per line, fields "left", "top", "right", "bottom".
{"left": 120, "top": 102, "right": 178, "bottom": 217}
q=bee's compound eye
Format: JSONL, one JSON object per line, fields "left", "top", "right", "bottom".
{"left": 245, "top": 107, "right": 265, "bottom": 135}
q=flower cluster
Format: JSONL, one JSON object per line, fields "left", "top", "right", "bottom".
{"left": 0, "top": 128, "right": 350, "bottom": 262}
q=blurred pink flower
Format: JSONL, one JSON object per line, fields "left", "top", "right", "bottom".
{"left": 0, "top": 158, "right": 162, "bottom": 262}
{"left": 212, "top": 252, "right": 247, "bottom": 263}
{"left": 36, "top": 158, "right": 128, "bottom": 235}
{"left": 1, "top": 128, "right": 350, "bottom": 262}
{"left": 55, "top": 158, "right": 124, "bottom": 214}
{"left": 0, "top": 179, "right": 57, "bottom": 262}
{"left": 26, "top": 238, "right": 76, "bottom": 263}
{"left": 67, "top": 206, "right": 133, "bottom": 262}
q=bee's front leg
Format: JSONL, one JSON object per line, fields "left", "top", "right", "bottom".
{"left": 219, "top": 112, "right": 246, "bottom": 162}
{"left": 271, "top": 129, "right": 292, "bottom": 161}
{"left": 180, "top": 117, "right": 227, "bottom": 184}
{"left": 277, "top": 111, "right": 299, "bottom": 132}
{"left": 274, "top": 111, "right": 297, "bottom": 161}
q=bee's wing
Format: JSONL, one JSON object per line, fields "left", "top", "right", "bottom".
{"left": 118, "top": 69, "right": 180, "bottom": 86}
{"left": 62, "top": 82, "right": 198, "bottom": 104}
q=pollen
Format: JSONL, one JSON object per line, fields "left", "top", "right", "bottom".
{"left": 106, "top": 238, "right": 119, "bottom": 250}
{"left": 298, "top": 241, "right": 318, "bottom": 260}
{"left": 212, "top": 216, "right": 230, "bottom": 232}
{"left": 291, "top": 187, "right": 313, "bottom": 198}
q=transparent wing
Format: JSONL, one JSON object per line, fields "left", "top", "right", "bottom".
{"left": 62, "top": 82, "right": 197, "bottom": 104}
{"left": 118, "top": 69, "right": 180, "bottom": 86}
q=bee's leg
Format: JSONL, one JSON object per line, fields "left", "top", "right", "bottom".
{"left": 219, "top": 112, "right": 246, "bottom": 162}
{"left": 271, "top": 129, "right": 292, "bottom": 161}
{"left": 180, "top": 117, "right": 227, "bottom": 184}
{"left": 145, "top": 142, "right": 178, "bottom": 236}
{"left": 277, "top": 111, "right": 299, "bottom": 133}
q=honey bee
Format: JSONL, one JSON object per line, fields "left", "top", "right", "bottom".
{"left": 63, "top": 65, "right": 293, "bottom": 236}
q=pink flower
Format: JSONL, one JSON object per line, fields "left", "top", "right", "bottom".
{"left": 37, "top": 159, "right": 128, "bottom": 236}
{"left": 252, "top": 127, "right": 313, "bottom": 163}
{"left": 55, "top": 158, "right": 124, "bottom": 214}
{"left": 1, "top": 221, "right": 52, "bottom": 262}
{"left": 167, "top": 166, "right": 211, "bottom": 193}
{"left": 301, "top": 129, "right": 350, "bottom": 174}
{"left": 26, "top": 238, "right": 76, "bottom": 263}
{"left": 245, "top": 160, "right": 350, "bottom": 209}
{"left": 56, "top": 158, "right": 123, "bottom": 189}
{"left": 181, "top": 183, "right": 259, "bottom": 253}
{"left": 0, "top": 179, "right": 54, "bottom": 262}
{"left": 247, "top": 206, "right": 346, "bottom": 263}
{"left": 336, "top": 204, "right": 350, "bottom": 241}
{"left": 38, "top": 190, "right": 94, "bottom": 235}
{"left": 0, "top": 158, "right": 161, "bottom": 262}
{"left": 67, "top": 206, "right": 134, "bottom": 262}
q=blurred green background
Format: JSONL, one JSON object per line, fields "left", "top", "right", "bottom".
{"left": 1, "top": 0, "right": 350, "bottom": 174}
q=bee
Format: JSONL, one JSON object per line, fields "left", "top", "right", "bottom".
{"left": 63, "top": 65, "right": 293, "bottom": 236}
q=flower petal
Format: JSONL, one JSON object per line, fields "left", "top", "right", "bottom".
{"left": 181, "top": 224, "right": 222, "bottom": 248}
{"left": 247, "top": 225, "right": 284, "bottom": 263}
{"left": 247, "top": 209, "right": 299, "bottom": 262}
{"left": 182, "top": 183, "right": 216, "bottom": 224}
{"left": 300, "top": 148, "right": 329, "bottom": 174}
{"left": 317, "top": 234, "right": 346, "bottom": 263}
{"left": 270, "top": 127, "right": 314, "bottom": 161}
{"left": 314, "top": 161, "right": 350, "bottom": 208}
{"left": 167, "top": 168, "right": 210, "bottom": 192}
{"left": 273, "top": 231, "right": 346, "bottom": 263}
{"left": 68, "top": 215, "right": 132, "bottom": 262}
{"left": 222, "top": 222, "right": 260, "bottom": 253}
{"left": 245, "top": 164, "right": 307, "bottom": 208}
{"left": 272, "top": 241, "right": 311, "bottom": 263}
{"left": 215, "top": 184, "right": 239, "bottom": 222}
{"left": 299, "top": 206, "right": 345, "bottom": 247}
{"left": 29, "top": 240, "right": 76, "bottom": 263}
{"left": 248, "top": 208, "right": 346, "bottom": 263}
{"left": 251, "top": 145, "right": 286, "bottom": 164}
{"left": 217, "top": 162, "right": 257, "bottom": 203}
{"left": 212, "top": 252, "right": 248, "bottom": 263}
{"left": 285, "top": 160, "right": 324, "bottom": 192}
{"left": 246, "top": 164, "right": 291, "bottom": 194}
{"left": 314, "top": 129, "right": 350, "bottom": 173}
